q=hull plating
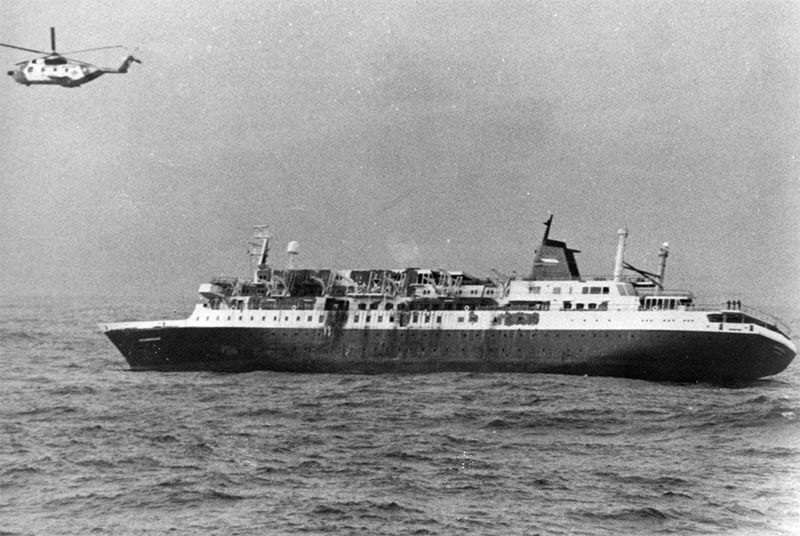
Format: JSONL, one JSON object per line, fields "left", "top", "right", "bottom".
{"left": 104, "top": 326, "right": 795, "bottom": 384}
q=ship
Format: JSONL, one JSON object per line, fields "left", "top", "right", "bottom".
{"left": 100, "top": 216, "right": 796, "bottom": 384}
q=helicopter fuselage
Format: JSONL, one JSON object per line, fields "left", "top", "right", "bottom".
{"left": 7, "top": 57, "right": 105, "bottom": 87}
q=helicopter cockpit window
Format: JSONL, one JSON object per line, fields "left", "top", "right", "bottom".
{"left": 44, "top": 56, "right": 68, "bottom": 66}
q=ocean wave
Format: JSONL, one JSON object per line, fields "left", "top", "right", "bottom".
{"left": 232, "top": 407, "right": 282, "bottom": 417}
{"left": 580, "top": 506, "right": 675, "bottom": 522}
{"left": 50, "top": 385, "right": 97, "bottom": 396}
{"left": 157, "top": 488, "right": 246, "bottom": 505}
{"left": 312, "top": 499, "right": 424, "bottom": 517}
{"left": 3, "top": 301, "right": 799, "bottom": 536}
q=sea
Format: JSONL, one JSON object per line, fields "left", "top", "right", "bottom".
{"left": 1, "top": 296, "right": 799, "bottom": 536}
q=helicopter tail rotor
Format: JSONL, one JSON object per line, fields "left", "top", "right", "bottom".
{"left": 115, "top": 55, "right": 142, "bottom": 73}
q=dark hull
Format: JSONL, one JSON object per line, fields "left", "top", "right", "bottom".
{"left": 104, "top": 326, "right": 795, "bottom": 384}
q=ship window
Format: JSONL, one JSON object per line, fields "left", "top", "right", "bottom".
{"left": 588, "top": 303, "right": 597, "bottom": 310}
{"left": 370, "top": 302, "right": 379, "bottom": 309}
{"left": 563, "top": 301, "right": 572, "bottom": 310}
{"left": 458, "top": 316, "right": 465, "bottom": 323}
{"left": 413, "top": 313, "right": 419, "bottom": 322}
{"left": 378, "top": 315, "right": 383, "bottom": 322}
{"left": 576, "top": 303, "right": 585, "bottom": 310}
{"left": 602, "top": 287, "right": 610, "bottom": 294}
{"left": 436, "top": 315, "right": 442, "bottom": 323}
{"left": 553, "top": 287, "right": 561, "bottom": 294}
{"left": 385, "top": 303, "right": 394, "bottom": 310}
{"left": 582, "top": 287, "right": 589, "bottom": 294}
{"left": 358, "top": 303, "right": 367, "bottom": 310}
{"left": 307, "top": 316, "right": 312, "bottom": 322}
{"left": 590, "top": 287, "right": 601, "bottom": 294}
{"left": 530, "top": 286, "right": 541, "bottom": 294}
{"left": 389, "top": 315, "right": 395, "bottom": 322}
{"left": 319, "top": 315, "right": 324, "bottom": 322}
{"left": 366, "top": 316, "right": 371, "bottom": 322}
{"left": 354, "top": 314, "right": 360, "bottom": 322}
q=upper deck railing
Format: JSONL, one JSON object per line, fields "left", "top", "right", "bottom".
{"left": 686, "top": 303, "right": 793, "bottom": 338}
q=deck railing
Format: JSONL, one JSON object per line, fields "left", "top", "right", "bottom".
{"left": 685, "top": 303, "right": 793, "bottom": 337}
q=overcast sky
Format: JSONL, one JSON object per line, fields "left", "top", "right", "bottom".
{"left": 1, "top": 0, "right": 798, "bottom": 311}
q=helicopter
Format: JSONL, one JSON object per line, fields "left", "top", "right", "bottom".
{"left": 1, "top": 27, "right": 141, "bottom": 88}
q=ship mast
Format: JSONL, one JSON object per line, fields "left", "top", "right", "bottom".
{"left": 252, "top": 225, "right": 271, "bottom": 283}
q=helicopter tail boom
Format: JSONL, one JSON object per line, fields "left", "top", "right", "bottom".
{"left": 111, "top": 55, "right": 142, "bottom": 73}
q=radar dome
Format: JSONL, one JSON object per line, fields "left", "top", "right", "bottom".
{"left": 287, "top": 241, "right": 300, "bottom": 254}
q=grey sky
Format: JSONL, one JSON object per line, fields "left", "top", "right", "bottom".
{"left": 1, "top": 0, "right": 798, "bottom": 310}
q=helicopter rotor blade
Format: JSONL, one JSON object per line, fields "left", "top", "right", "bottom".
{"left": 0, "top": 42, "right": 50, "bottom": 55}
{"left": 51, "top": 27, "right": 56, "bottom": 52}
{"left": 59, "top": 45, "right": 125, "bottom": 55}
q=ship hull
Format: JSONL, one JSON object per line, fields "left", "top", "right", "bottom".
{"left": 104, "top": 326, "right": 795, "bottom": 384}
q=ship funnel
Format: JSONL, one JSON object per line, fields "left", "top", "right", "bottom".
{"left": 287, "top": 241, "right": 300, "bottom": 269}
{"left": 613, "top": 228, "right": 628, "bottom": 282}
{"left": 657, "top": 242, "right": 669, "bottom": 288}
